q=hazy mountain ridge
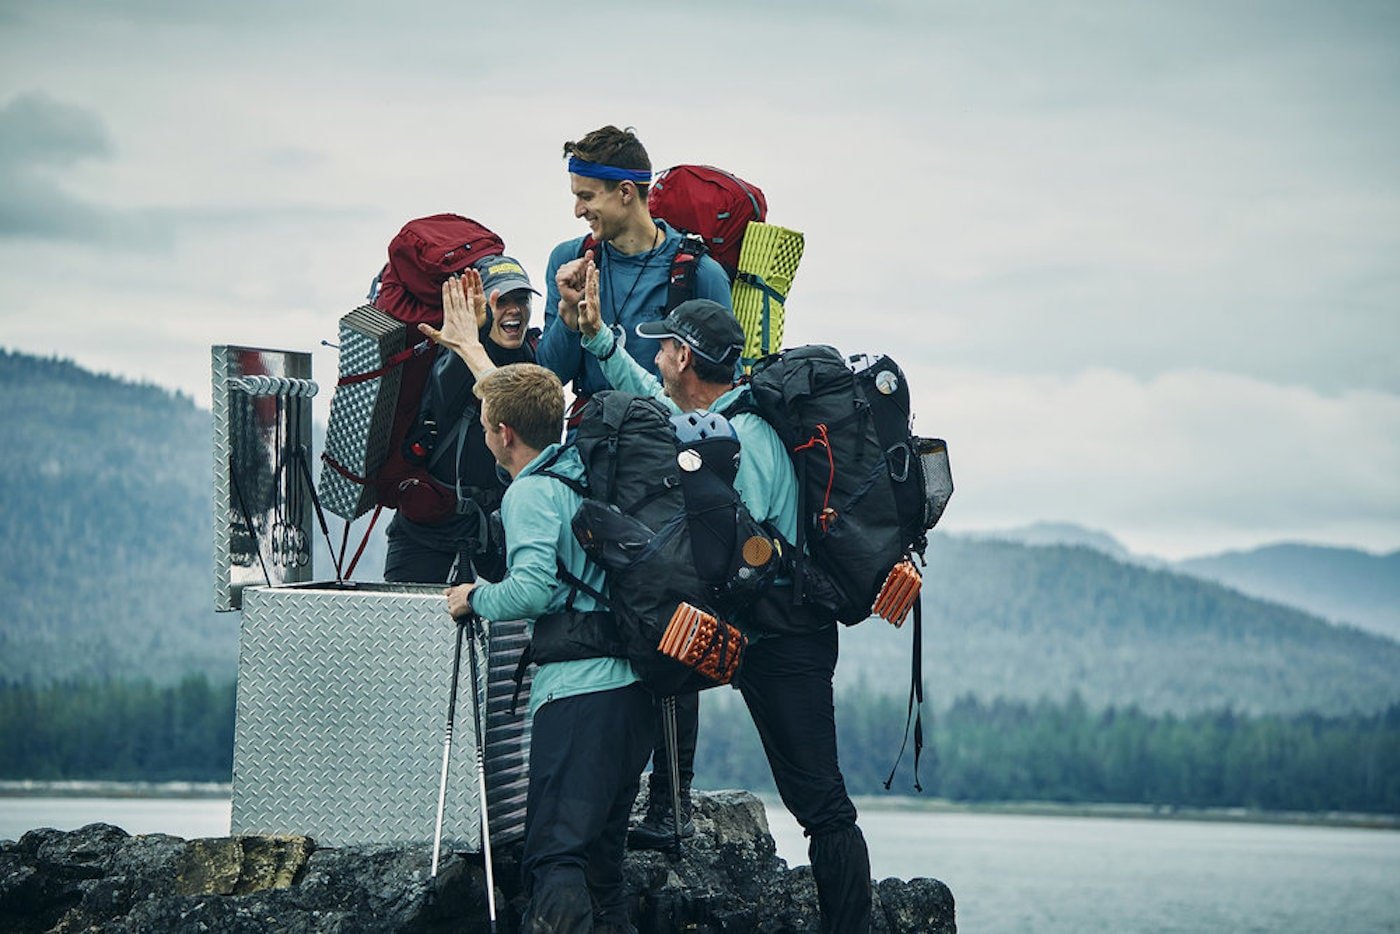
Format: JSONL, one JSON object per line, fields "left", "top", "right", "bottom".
{"left": 960, "top": 521, "right": 1142, "bottom": 563}
{"left": 973, "top": 521, "right": 1400, "bottom": 641}
{"left": 839, "top": 537, "right": 1400, "bottom": 716}
{"left": 1177, "top": 544, "right": 1400, "bottom": 641}
{"left": 2, "top": 349, "right": 1396, "bottom": 719}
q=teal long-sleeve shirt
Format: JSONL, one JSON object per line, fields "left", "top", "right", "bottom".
{"left": 468, "top": 443, "right": 637, "bottom": 717}
{"left": 579, "top": 325, "right": 799, "bottom": 546}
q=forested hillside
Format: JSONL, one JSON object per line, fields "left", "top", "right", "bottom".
{"left": 0, "top": 351, "right": 237, "bottom": 684}
{"left": 0, "top": 350, "right": 390, "bottom": 685}
{"left": 968, "top": 521, "right": 1400, "bottom": 642}
{"left": 2, "top": 349, "right": 1397, "bottom": 719}
{"left": 841, "top": 537, "right": 1400, "bottom": 716}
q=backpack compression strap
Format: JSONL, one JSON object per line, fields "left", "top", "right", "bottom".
{"left": 884, "top": 583, "right": 925, "bottom": 792}
{"left": 734, "top": 271, "right": 786, "bottom": 364}
{"left": 336, "top": 338, "right": 433, "bottom": 387}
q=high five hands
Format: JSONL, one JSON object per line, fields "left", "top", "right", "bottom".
{"left": 577, "top": 259, "right": 604, "bottom": 340}
{"left": 419, "top": 269, "right": 495, "bottom": 376}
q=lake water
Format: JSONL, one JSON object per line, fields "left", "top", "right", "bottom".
{"left": 3, "top": 795, "right": 1397, "bottom": 932}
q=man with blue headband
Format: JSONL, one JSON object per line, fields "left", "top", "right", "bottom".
{"left": 537, "top": 125, "right": 734, "bottom": 859}
{"left": 537, "top": 125, "right": 732, "bottom": 410}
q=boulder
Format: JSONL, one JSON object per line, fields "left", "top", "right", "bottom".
{"left": 0, "top": 791, "right": 955, "bottom": 932}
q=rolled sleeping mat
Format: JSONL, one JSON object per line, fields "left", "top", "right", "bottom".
{"left": 732, "top": 221, "right": 805, "bottom": 367}
{"left": 320, "top": 305, "right": 408, "bottom": 519}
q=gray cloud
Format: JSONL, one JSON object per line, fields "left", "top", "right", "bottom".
{"left": 0, "top": 92, "right": 167, "bottom": 246}
{"left": 0, "top": 91, "right": 373, "bottom": 249}
{"left": 0, "top": 91, "right": 111, "bottom": 168}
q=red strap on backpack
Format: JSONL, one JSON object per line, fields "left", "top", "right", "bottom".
{"left": 794, "top": 423, "right": 837, "bottom": 532}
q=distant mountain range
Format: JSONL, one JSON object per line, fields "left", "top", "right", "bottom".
{"left": 840, "top": 534, "right": 1399, "bottom": 716}
{"left": 1176, "top": 544, "right": 1400, "bottom": 642}
{"left": 2, "top": 348, "right": 1397, "bottom": 718}
{"left": 974, "top": 521, "right": 1400, "bottom": 642}
{"left": 962, "top": 521, "right": 1145, "bottom": 563}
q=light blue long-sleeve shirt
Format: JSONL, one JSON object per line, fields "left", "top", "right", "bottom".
{"left": 537, "top": 220, "right": 733, "bottom": 397}
{"left": 468, "top": 443, "right": 636, "bottom": 717}
{"left": 579, "top": 325, "right": 799, "bottom": 546}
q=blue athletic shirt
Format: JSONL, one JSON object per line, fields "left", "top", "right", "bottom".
{"left": 537, "top": 219, "right": 732, "bottom": 397}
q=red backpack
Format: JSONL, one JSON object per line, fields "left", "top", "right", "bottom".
{"left": 357, "top": 214, "right": 503, "bottom": 523}
{"left": 648, "top": 165, "right": 767, "bottom": 280}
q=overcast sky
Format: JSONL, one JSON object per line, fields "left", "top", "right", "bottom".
{"left": 1, "top": 0, "right": 1396, "bottom": 559}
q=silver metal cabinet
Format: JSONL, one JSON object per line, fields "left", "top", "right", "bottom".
{"left": 212, "top": 345, "right": 529, "bottom": 848}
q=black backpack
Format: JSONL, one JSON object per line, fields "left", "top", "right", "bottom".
{"left": 549, "top": 392, "right": 782, "bottom": 696}
{"left": 726, "top": 345, "right": 953, "bottom": 789}
{"left": 730, "top": 345, "right": 952, "bottom": 624}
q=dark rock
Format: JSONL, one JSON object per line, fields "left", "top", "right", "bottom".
{"left": 0, "top": 794, "right": 955, "bottom": 933}
{"left": 875, "top": 876, "right": 957, "bottom": 934}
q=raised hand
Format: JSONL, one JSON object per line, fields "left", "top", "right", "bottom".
{"left": 578, "top": 258, "right": 603, "bottom": 340}
{"left": 419, "top": 270, "right": 494, "bottom": 377}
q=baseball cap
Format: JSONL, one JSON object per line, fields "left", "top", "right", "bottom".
{"left": 635, "top": 299, "right": 745, "bottom": 364}
{"left": 475, "top": 255, "right": 540, "bottom": 298}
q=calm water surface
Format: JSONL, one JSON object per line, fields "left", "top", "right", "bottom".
{"left": 3, "top": 796, "right": 1397, "bottom": 932}
{"left": 763, "top": 798, "right": 1398, "bottom": 933}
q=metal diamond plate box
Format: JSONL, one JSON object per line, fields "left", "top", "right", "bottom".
{"left": 233, "top": 582, "right": 531, "bottom": 848}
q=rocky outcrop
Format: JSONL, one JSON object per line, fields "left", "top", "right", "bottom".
{"left": 0, "top": 790, "right": 955, "bottom": 933}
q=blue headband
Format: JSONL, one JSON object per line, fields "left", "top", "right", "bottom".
{"left": 568, "top": 156, "right": 652, "bottom": 184}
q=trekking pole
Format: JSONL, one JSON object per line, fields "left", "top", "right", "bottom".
{"left": 464, "top": 612, "right": 500, "bottom": 932}
{"left": 431, "top": 616, "right": 466, "bottom": 878}
{"left": 661, "top": 695, "right": 683, "bottom": 854}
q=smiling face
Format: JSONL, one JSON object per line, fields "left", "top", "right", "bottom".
{"left": 488, "top": 289, "right": 532, "bottom": 349}
{"left": 570, "top": 174, "right": 631, "bottom": 242}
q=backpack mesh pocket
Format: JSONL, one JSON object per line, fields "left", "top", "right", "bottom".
{"left": 915, "top": 437, "right": 953, "bottom": 529}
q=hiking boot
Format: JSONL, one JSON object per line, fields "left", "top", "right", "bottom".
{"left": 627, "top": 784, "right": 694, "bottom": 850}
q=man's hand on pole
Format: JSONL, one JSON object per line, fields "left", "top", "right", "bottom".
{"left": 445, "top": 582, "right": 477, "bottom": 622}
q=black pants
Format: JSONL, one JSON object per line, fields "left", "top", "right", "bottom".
{"left": 522, "top": 682, "right": 655, "bottom": 932}
{"left": 735, "top": 625, "right": 872, "bottom": 933}
{"left": 646, "top": 691, "right": 698, "bottom": 797}
{"left": 382, "top": 511, "right": 484, "bottom": 585}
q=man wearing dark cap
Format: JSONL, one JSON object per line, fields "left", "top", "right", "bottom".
{"left": 578, "top": 268, "right": 875, "bottom": 932}
{"left": 382, "top": 255, "right": 541, "bottom": 585}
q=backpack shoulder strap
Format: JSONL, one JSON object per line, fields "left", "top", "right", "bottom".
{"left": 534, "top": 469, "right": 588, "bottom": 498}
{"left": 554, "top": 558, "right": 611, "bottom": 609}
{"left": 717, "top": 392, "right": 758, "bottom": 421}
{"left": 533, "top": 446, "right": 589, "bottom": 497}
{"left": 664, "top": 232, "right": 709, "bottom": 313}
